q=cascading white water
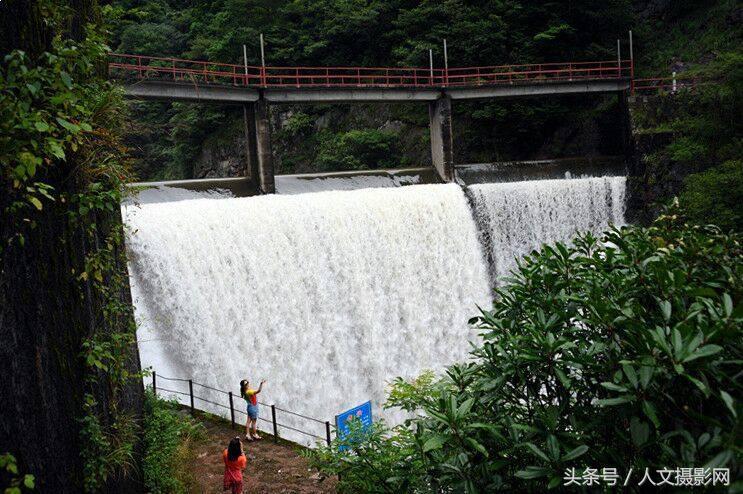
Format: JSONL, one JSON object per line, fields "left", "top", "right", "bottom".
{"left": 123, "top": 183, "right": 492, "bottom": 444}
{"left": 123, "top": 176, "right": 626, "bottom": 445}
{"left": 468, "top": 176, "right": 626, "bottom": 282}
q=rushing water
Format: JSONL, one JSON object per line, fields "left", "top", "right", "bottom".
{"left": 123, "top": 176, "right": 626, "bottom": 445}
{"left": 468, "top": 176, "right": 626, "bottom": 282}
{"left": 124, "top": 183, "right": 492, "bottom": 443}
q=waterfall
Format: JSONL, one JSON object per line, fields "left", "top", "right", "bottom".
{"left": 468, "top": 176, "right": 626, "bottom": 282}
{"left": 124, "top": 184, "right": 492, "bottom": 443}
{"left": 123, "top": 176, "right": 626, "bottom": 445}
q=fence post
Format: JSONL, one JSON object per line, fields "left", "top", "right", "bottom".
{"left": 229, "top": 392, "right": 235, "bottom": 429}
{"left": 325, "top": 421, "right": 332, "bottom": 447}
{"left": 271, "top": 405, "right": 278, "bottom": 443}
{"left": 188, "top": 379, "right": 195, "bottom": 413}
{"left": 152, "top": 371, "right": 156, "bottom": 396}
{"left": 672, "top": 71, "right": 677, "bottom": 93}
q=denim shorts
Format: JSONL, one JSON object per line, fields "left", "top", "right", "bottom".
{"left": 247, "top": 403, "right": 259, "bottom": 419}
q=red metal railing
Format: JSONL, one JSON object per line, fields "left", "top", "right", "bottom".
{"left": 108, "top": 53, "right": 633, "bottom": 89}
{"left": 633, "top": 75, "right": 704, "bottom": 93}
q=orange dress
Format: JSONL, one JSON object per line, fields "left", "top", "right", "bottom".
{"left": 223, "top": 449, "right": 247, "bottom": 493}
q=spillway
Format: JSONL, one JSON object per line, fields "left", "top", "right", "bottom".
{"left": 123, "top": 176, "right": 626, "bottom": 445}
{"left": 124, "top": 183, "right": 492, "bottom": 442}
{"left": 468, "top": 176, "right": 626, "bottom": 282}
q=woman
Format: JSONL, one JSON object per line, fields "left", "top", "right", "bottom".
{"left": 240, "top": 378, "right": 265, "bottom": 441}
{"left": 223, "top": 437, "right": 247, "bottom": 494}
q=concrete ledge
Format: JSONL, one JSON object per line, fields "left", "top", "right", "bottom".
{"left": 128, "top": 177, "right": 260, "bottom": 197}
{"left": 122, "top": 79, "right": 630, "bottom": 104}
{"left": 446, "top": 79, "right": 631, "bottom": 100}
{"left": 263, "top": 87, "right": 442, "bottom": 103}
{"left": 123, "top": 81, "right": 260, "bottom": 103}
{"left": 455, "top": 156, "right": 627, "bottom": 184}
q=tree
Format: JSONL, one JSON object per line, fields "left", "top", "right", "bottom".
{"left": 0, "top": 1, "right": 144, "bottom": 491}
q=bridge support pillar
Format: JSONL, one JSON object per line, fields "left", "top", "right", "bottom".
{"left": 243, "top": 104, "right": 258, "bottom": 182}
{"left": 429, "top": 95, "right": 455, "bottom": 182}
{"left": 253, "top": 99, "right": 275, "bottom": 194}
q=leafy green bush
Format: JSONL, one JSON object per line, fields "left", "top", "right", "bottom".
{"left": 681, "top": 160, "right": 743, "bottom": 232}
{"left": 142, "top": 391, "right": 205, "bottom": 494}
{"left": 310, "top": 209, "right": 742, "bottom": 492}
{"left": 307, "top": 422, "right": 428, "bottom": 494}
{"left": 316, "top": 129, "right": 399, "bottom": 172}
{"left": 0, "top": 454, "right": 35, "bottom": 493}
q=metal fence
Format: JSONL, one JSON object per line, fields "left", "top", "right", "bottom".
{"left": 108, "top": 53, "right": 633, "bottom": 89}
{"left": 151, "top": 371, "right": 333, "bottom": 446}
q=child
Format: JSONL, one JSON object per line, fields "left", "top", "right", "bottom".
{"left": 223, "top": 437, "right": 247, "bottom": 494}
{"left": 240, "top": 379, "right": 265, "bottom": 441}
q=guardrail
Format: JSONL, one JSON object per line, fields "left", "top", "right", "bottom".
{"left": 151, "top": 371, "right": 333, "bottom": 446}
{"left": 633, "top": 74, "right": 705, "bottom": 93}
{"left": 108, "top": 53, "right": 633, "bottom": 89}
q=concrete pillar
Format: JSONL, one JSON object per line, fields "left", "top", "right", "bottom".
{"left": 429, "top": 95, "right": 454, "bottom": 182}
{"left": 243, "top": 104, "right": 258, "bottom": 182}
{"left": 253, "top": 99, "right": 275, "bottom": 194}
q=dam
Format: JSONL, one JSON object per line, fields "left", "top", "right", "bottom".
{"left": 122, "top": 175, "right": 626, "bottom": 444}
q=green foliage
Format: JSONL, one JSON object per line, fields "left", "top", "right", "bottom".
{"left": 142, "top": 392, "right": 205, "bottom": 494}
{"left": 281, "top": 111, "right": 314, "bottom": 137}
{"left": 632, "top": 50, "right": 742, "bottom": 227}
{"left": 79, "top": 396, "right": 139, "bottom": 493}
{"left": 0, "top": 454, "right": 35, "bottom": 494}
{"left": 316, "top": 129, "right": 400, "bottom": 172}
{"left": 2, "top": 8, "right": 141, "bottom": 491}
{"left": 309, "top": 209, "right": 742, "bottom": 491}
{"left": 306, "top": 422, "right": 428, "bottom": 494}
{"left": 636, "top": 0, "right": 742, "bottom": 76}
{"left": 0, "top": 36, "right": 103, "bottom": 238}
{"left": 681, "top": 160, "right": 743, "bottom": 232}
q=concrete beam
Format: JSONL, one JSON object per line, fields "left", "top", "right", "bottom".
{"left": 429, "top": 96, "right": 454, "bottom": 182}
{"left": 253, "top": 99, "right": 275, "bottom": 194}
{"left": 446, "top": 79, "right": 631, "bottom": 100}
{"left": 263, "top": 87, "right": 441, "bottom": 103}
{"left": 122, "top": 79, "right": 631, "bottom": 104}
{"left": 123, "top": 81, "right": 260, "bottom": 104}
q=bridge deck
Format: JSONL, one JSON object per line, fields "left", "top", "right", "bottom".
{"left": 112, "top": 54, "right": 632, "bottom": 103}
{"left": 123, "top": 78, "right": 630, "bottom": 103}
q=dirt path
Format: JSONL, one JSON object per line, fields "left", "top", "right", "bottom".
{"left": 187, "top": 413, "right": 337, "bottom": 493}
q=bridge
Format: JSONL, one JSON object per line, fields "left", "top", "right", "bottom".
{"left": 109, "top": 54, "right": 634, "bottom": 193}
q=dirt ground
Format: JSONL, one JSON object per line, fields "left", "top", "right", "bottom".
{"left": 187, "top": 414, "right": 337, "bottom": 493}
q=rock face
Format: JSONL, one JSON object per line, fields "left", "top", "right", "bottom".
{"left": 193, "top": 132, "right": 248, "bottom": 178}
{"left": 625, "top": 96, "right": 704, "bottom": 225}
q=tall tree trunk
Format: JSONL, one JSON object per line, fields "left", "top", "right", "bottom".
{"left": 0, "top": 1, "right": 144, "bottom": 491}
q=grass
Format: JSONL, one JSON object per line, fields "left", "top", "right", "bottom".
{"left": 142, "top": 391, "right": 206, "bottom": 494}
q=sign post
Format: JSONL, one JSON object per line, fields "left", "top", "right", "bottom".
{"left": 335, "top": 401, "right": 373, "bottom": 451}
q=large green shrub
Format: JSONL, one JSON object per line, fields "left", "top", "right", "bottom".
{"left": 316, "top": 129, "right": 400, "bottom": 172}
{"left": 310, "top": 209, "right": 742, "bottom": 492}
{"left": 681, "top": 160, "right": 743, "bottom": 232}
{"left": 142, "top": 392, "right": 204, "bottom": 494}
